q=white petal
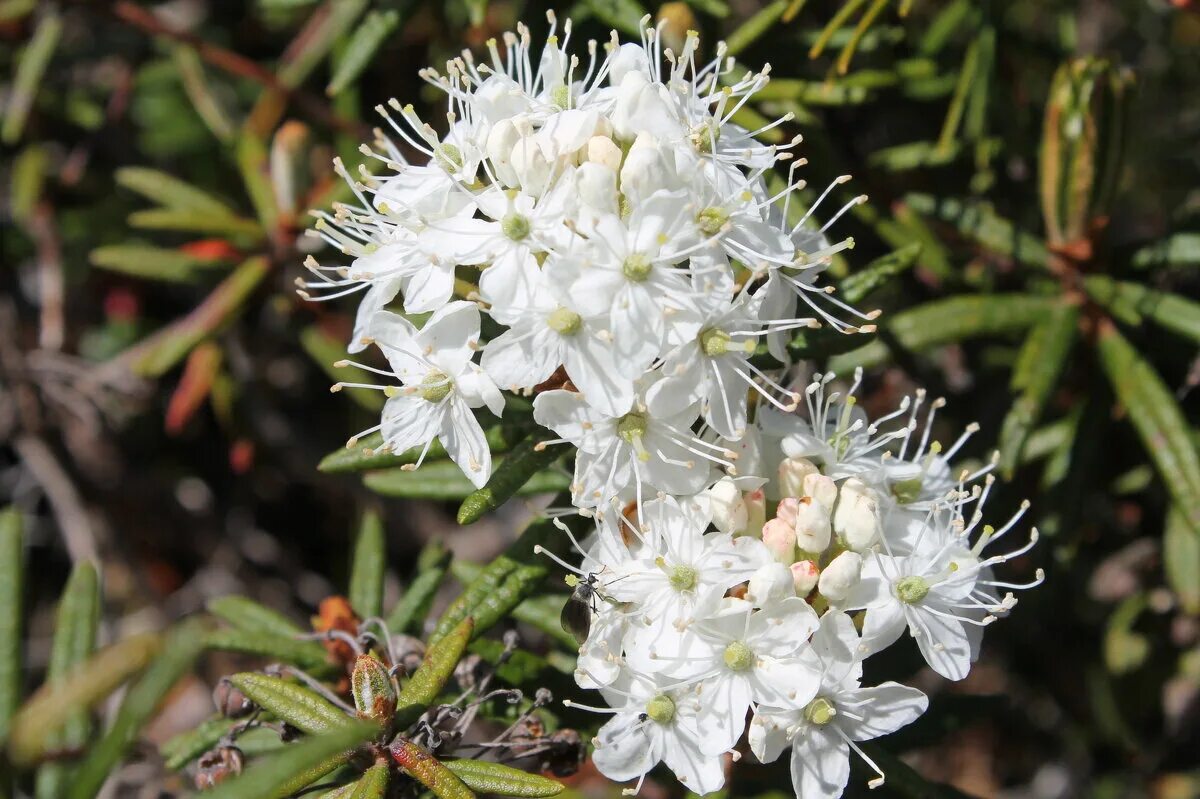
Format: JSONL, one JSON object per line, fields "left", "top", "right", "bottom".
{"left": 440, "top": 398, "right": 491, "bottom": 488}
{"left": 480, "top": 326, "right": 560, "bottom": 391}
{"left": 839, "top": 683, "right": 928, "bottom": 741}
{"left": 695, "top": 674, "right": 753, "bottom": 755}
{"left": 592, "top": 714, "right": 655, "bottom": 783}
{"left": 790, "top": 726, "right": 851, "bottom": 799}
{"left": 380, "top": 394, "right": 441, "bottom": 454}
{"left": 912, "top": 603, "right": 972, "bottom": 681}
{"left": 402, "top": 262, "right": 456, "bottom": 313}
{"left": 419, "top": 300, "right": 481, "bottom": 375}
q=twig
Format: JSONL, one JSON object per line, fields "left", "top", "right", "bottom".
{"left": 13, "top": 435, "right": 100, "bottom": 563}
{"left": 26, "top": 204, "right": 64, "bottom": 352}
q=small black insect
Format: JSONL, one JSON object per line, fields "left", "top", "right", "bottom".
{"left": 560, "top": 572, "right": 605, "bottom": 646}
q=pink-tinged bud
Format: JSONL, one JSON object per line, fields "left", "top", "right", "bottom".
{"left": 707, "top": 477, "right": 749, "bottom": 535}
{"left": 832, "top": 477, "right": 882, "bottom": 551}
{"left": 761, "top": 517, "right": 797, "bottom": 564}
{"left": 351, "top": 653, "right": 397, "bottom": 727}
{"left": 802, "top": 473, "right": 838, "bottom": 509}
{"left": 778, "top": 457, "right": 819, "bottom": 498}
{"left": 743, "top": 488, "right": 766, "bottom": 538}
{"left": 776, "top": 497, "right": 800, "bottom": 528}
{"left": 791, "top": 560, "right": 820, "bottom": 595}
{"left": 793, "top": 496, "right": 833, "bottom": 555}
{"left": 748, "top": 562, "right": 796, "bottom": 605}
{"left": 818, "top": 551, "right": 864, "bottom": 601}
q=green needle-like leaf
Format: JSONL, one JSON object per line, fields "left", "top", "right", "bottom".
{"left": 457, "top": 436, "right": 568, "bottom": 524}
{"left": 1165, "top": 507, "right": 1200, "bottom": 615}
{"left": 443, "top": 760, "right": 564, "bottom": 797}
{"left": 349, "top": 510, "right": 387, "bottom": 619}
{"left": 1085, "top": 275, "right": 1200, "bottom": 345}
{"left": 0, "top": 508, "right": 22, "bottom": 746}
{"left": 206, "top": 595, "right": 305, "bottom": 637}
{"left": 387, "top": 540, "right": 452, "bottom": 636}
{"left": 228, "top": 673, "right": 352, "bottom": 735}
{"left": 319, "top": 427, "right": 519, "bottom": 474}
{"left": 389, "top": 739, "right": 476, "bottom": 799}
{"left": 394, "top": 617, "right": 474, "bottom": 729}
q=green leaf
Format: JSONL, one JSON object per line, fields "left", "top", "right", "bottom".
{"left": 200, "top": 721, "right": 378, "bottom": 799}
{"left": 301, "top": 326, "right": 384, "bottom": 412}
{"left": 318, "top": 427, "right": 518, "bottom": 474}
{"left": 67, "top": 619, "right": 211, "bottom": 799}
{"left": 124, "top": 256, "right": 271, "bottom": 378}
{"left": 442, "top": 760, "right": 564, "bottom": 797}
{"left": 1, "top": 11, "right": 62, "bottom": 144}
{"left": 1165, "top": 507, "right": 1200, "bottom": 615}
{"left": 1085, "top": 275, "right": 1200, "bottom": 345}
{"left": 364, "top": 457, "right": 569, "bottom": 501}
{"left": 828, "top": 294, "right": 1054, "bottom": 372}
{"left": 349, "top": 510, "right": 387, "bottom": 619}
{"left": 347, "top": 762, "right": 389, "bottom": 799}
{"left": 10, "top": 143, "right": 48, "bottom": 225}
{"left": 0, "top": 508, "right": 22, "bottom": 745}
{"left": 35, "top": 562, "right": 100, "bottom": 799}
{"left": 114, "top": 166, "right": 238, "bottom": 217}
{"left": 997, "top": 301, "right": 1081, "bottom": 476}
{"left": 327, "top": 10, "right": 401, "bottom": 96}
{"left": 236, "top": 133, "right": 279, "bottom": 232}
{"left": 839, "top": 242, "right": 921, "bottom": 305}
{"left": 394, "top": 618, "right": 474, "bottom": 729}
{"left": 277, "top": 0, "right": 369, "bottom": 89}
{"left": 904, "top": 193, "right": 1050, "bottom": 270}
{"left": 159, "top": 715, "right": 237, "bottom": 771}
{"left": 206, "top": 595, "right": 305, "bottom": 637}
{"left": 449, "top": 562, "right": 575, "bottom": 651}
{"left": 228, "top": 673, "right": 351, "bottom": 735}
{"left": 89, "top": 244, "right": 229, "bottom": 283}
{"left": 1103, "top": 594, "right": 1149, "bottom": 675}
{"left": 204, "top": 628, "right": 331, "bottom": 673}
{"left": 573, "top": 0, "right": 647, "bottom": 36}
{"left": 7, "top": 633, "right": 163, "bottom": 767}
{"left": 387, "top": 539, "right": 452, "bottom": 636}
{"left": 457, "top": 436, "right": 568, "bottom": 524}
{"left": 1132, "top": 233, "right": 1200, "bottom": 270}
{"left": 1096, "top": 323, "right": 1200, "bottom": 535}
{"left": 388, "top": 739, "right": 476, "bottom": 799}
{"left": 126, "top": 208, "right": 263, "bottom": 242}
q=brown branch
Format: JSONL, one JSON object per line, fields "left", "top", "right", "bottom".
{"left": 108, "top": 1, "right": 369, "bottom": 138}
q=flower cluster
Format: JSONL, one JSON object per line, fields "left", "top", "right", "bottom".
{"left": 303, "top": 15, "right": 1042, "bottom": 799}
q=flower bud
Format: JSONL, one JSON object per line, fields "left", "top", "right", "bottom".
{"left": 351, "top": 653, "right": 397, "bottom": 726}
{"left": 761, "top": 517, "right": 797, "bottom": 564}
{"left": 743, "top": 488, "right": 766, "bottom": 538}
{"left": 212, "top": 680, "right": 252, "bottom": 719}
{"left": 775, "top": 496, "right": 800, "bottom": 528}
{"left": 791, "top": 560, "right": 820, "bottom": 595}
{"left": 510, "top": 136, "right": 552, "bottom": 196}
{"left": 818, "top": 551, "right": 863, "bottom": 602}
{"left": 802, "top": 473, "right": 838, "bottom": 509}
{"left": 486, "top": 119, "right": 523, "bottom": 187}
{"left": 707, "top": 477, "right": 749, "bottom": 535}
{"left": 793, "top": 496, "right": 833, "bottom": 555}
{"left": 778, "top": 457, "right": 819, "bottom": 498}
{"left": 748, "top": 562, "right": 796, "bottom": 605}
{"left": 575, "top": 162, "right": 619, "bottom": 215}
{"left": 619, "top": 132, "right": 681, "bottom": 204}
{"left": 832, "top": 478, "right": 882, "bottom": 551}
{"left": 586, "top": 135, "right": 623, "bottom": 173}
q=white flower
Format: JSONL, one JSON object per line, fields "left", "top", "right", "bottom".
{"left": 346, "top": 302, "right": 502, "bottom": 488}
{"left": 750, "top": 611, "right": 928, "bottom": 798}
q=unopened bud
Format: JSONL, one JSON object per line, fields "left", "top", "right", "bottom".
{"left": 761, "top": 517, "right": 797, "bottom": 564}
{"left": 818, "top": 551, "right": 863, "bottom": 602}
{"left": 586, "top": 135, "right": 623, "bottom": 172}
{"left": 707, "top": 477, "right": 749, "bottom": 535}
{"left": 778, "top": 457, "right": 819, "bottom": 498}
{"left": 802, "top": 473, "right": 838, "bottom": 509}
{"left": 212, "top": 680, "right": 252, "bottom": 719}
{"left": 748, "top": 562, "right": 796, "bottom": 605}
{"left": 351, "top": 653, "right": 397, "bottom": 726}
{"left": 793, "top": 496, "right": 833, "bottom": 555}
{"left": 791, "top": 560, "right": 820, "bottom": 595}
{"left": 743, "top": 488, "right": 766, "bottom": 538}
{"left": 832, "top": 478, "right": 882, "bottom": 551}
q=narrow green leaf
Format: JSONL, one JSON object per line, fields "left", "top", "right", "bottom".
{"left": 1132, "top": 233, "right": 1200, "bottom": 270}
{"left": 349, "top": 510, "right": 387, "bottom": 620}
{"left": 327, "top": 10, "right": 401, "bottom": 96}
{"left": 387, "top": 540, "right": 452, "bottom": 636}
{"left": 1165, "top": 507, "right": 1200, "bottom": 615}
{"left": 301, "top": 326, "right": 384, "bottom": 411}
{"left": 1085, "top": 275, "right": 1200, "bottom": 345}
{"left": 10, "top": 143, "right": 48, "bottom": 224}
{"left": 228, "top": 673, "right": 351, "bottom": 735}
{"left": 319, "top": 427, "right": 518, "bottom": 474}
{"left": 904, "top": 193, "right": 1050, "bottom": 270}
{"left": 34, "top": 562, "right": 100, "bottom": 799}
{"left": 7, "top": 633, "right": 163, "bottom": 767}
{"left": 457, "top": 437, "right": 568, "bottom": 524}
{"left": 204, "top": 628, "right": 331, "bottom": 673}
{"left": 443, "top": 760, "right": 564, "bottom": 797}
{"left": 1097, "top": 323, "right": 1200, "bottom": 535}
{"left": 159, "top": 716, "right": 236, "bottom": 771}
{"left": 236, "top": 133, "right": 279, "bottom": 232}
{"left": 365, "top": 458, "right": 569, "bottom": 501}
{"left": 1, "top": 11, "right": 62, "bottom": 144}
{"left": 200, "top": 721, "right": 378, "bottom": 799}
{"left": 839, "top": 243, "right": 921, "bottom": 305}
{"left": 447, "top": 562, "right": 576, "bottom": 650}
{"left": 277, "top": 0, "right": 369, "bottom": 89}
{"left": 394, "top": 618, "right": 474, "bottom": 729}
{"left": 0, "top": 508, "right": 22, "bottom": 744}
{"left": 1103, "top": 594, "right": 1149, "bottom": 675}
{"left": 575, "top": 0, "right": 647, "bottom": 36}
{"left": 828, "top": 294, "right": 1054, "bottom": 372}
{"left": 171, "top": 45, "right": 237, "bottom": 143}
{"left": 389, "top": 739, "right": 476, "bottom": 799}
{"left": 206, "top": 595, "right": 304, "bottom": 637}
{"left": 998, "top": 301, "right": 1081, "bottom": 476}
{"left": 89, "top": 244, "right": 228, "bottom": 283}
{"left": 348, "top": 762, "right": 389, "bottom": 799}
{"left": 126, "top": 208, "right": 263, "bottom": 242}
{"left": 115, "top": 166, "right": 238, "bottom": 217}
{"left": 68, "top": 619, "right": 210, "bottom": 799}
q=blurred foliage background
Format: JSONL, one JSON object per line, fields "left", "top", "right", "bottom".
{"left": 2, "top": 0, "right": 1200, "bottom": 796}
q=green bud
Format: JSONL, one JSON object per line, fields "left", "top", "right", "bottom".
{"left": 351, "top": 653, "right": 397, "bottom": 726}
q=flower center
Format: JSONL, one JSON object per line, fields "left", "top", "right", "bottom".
{"left": 803, "top": 697, "right": 836, "bottom": 726}
{"left": 622, "top": 253, "right": 653, "bottom": 282}
{"left": 690, "top": 122, "right": 719, "bottom": 154}
{"left": 419, "top": 371, "right": 453, "bottom": 403}
{"left": 668, "top": 564, "right": 697, "bottom": 592}
{"left": 699, "top": 327, "right": 732, "bottom": 357}
{"left": 644, "top": 694, "right": 675, "bottom": 724}
{"left": 436, "top": 143, "right": 463, "bottom": 173}
{"left": 891, "top": 477, "right": 923, "bottom": 504}
{"left": 616, "top": 412, "right": 648, "bottom": 444}
{"left": 551, "top": 84, "right": 571, "bottom": 110}
{"left": 697, "top": 207, "right": 729, "bottom": 236}
{"left": 895, "top": 575, "right": 930, "bottom": 604}
{"left": 546, "top": 307, "right": 582, "bottom": 335}
{"left": 502, "top": 213, "right": 532, "bottom": 242}
{"left": 723, "top": 641, "right": 754, "bottom": 672}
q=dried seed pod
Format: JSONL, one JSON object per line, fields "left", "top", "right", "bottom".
{"left": 212, "top": 680, "right": 252, "bottom": 719}
{"left": 542, "top": 729, "right": 585, "bottom": 777}
{"left": 194, "top": 746, "right": 243, "bottom": 790}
